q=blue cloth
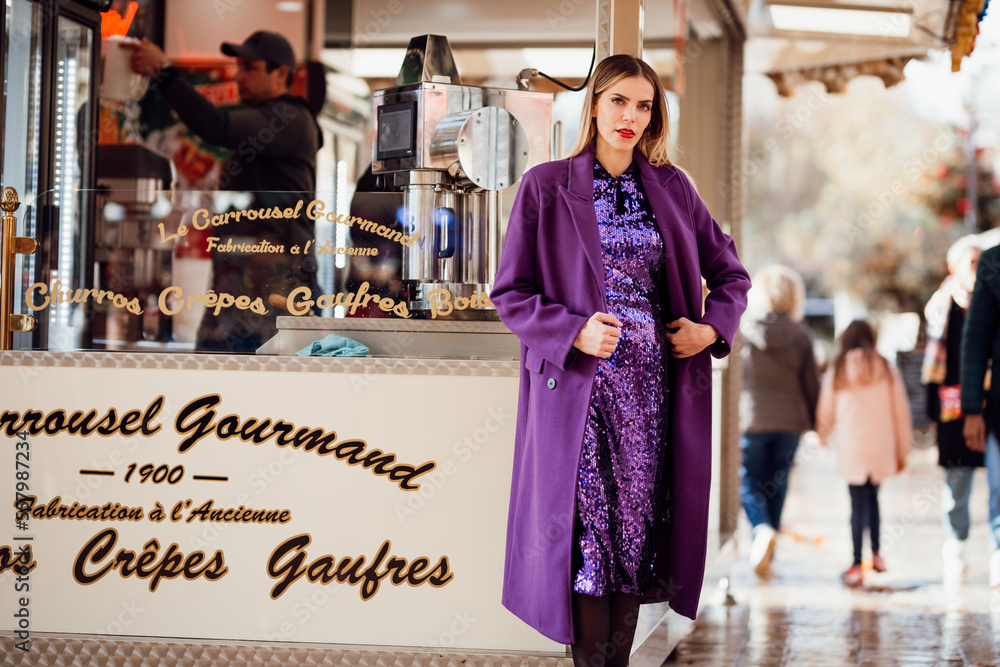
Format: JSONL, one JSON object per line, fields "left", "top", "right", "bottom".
{"left": 740, "top": 431, "right": 801, "bottom": 530}
{"left": 985, "top": 427, "right": 1000, "bottom": 553}
{"left": 295, "top": 334, "right": 368, "bottom": 357}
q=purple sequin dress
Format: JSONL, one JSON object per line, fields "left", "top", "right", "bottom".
{"left": 573, "top": 159, "right": 669, "bottom": 597}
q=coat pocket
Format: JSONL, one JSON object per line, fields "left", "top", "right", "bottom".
{"left": 524, "top": 348, "right": 545, "bottom": 374}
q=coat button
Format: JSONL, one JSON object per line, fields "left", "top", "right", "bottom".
{"left": 547, "top": 378, "right": 557, "bottom": 389}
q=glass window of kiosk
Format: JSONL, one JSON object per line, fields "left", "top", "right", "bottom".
{"left": 2, "top": 0, "right": 101, "bottom": 352}
{"left": 9, "top": 182, "right": 499, "bottom": 353}
{"left": 1, "top": 16, "right": 515, "bottom": 356}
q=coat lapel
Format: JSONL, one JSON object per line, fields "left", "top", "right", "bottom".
{"left": 560, "top": 148, "right": 605, "bottom": 301}
{"left": 635, "top": 150, "right": 693, "bottom": 320}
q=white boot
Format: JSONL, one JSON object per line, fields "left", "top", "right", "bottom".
{"left": 750, "top": 525, "right": 777, "bottom": 576}
{"left": 942, "top": 539, "right": 967, "bottom": 579}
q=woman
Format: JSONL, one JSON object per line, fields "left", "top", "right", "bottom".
{"left": 739, "top": 266, "right": 819, "bottom": 576}
{"left": 816, "top": 320, "right": 911, "bottom": 587}
{"left": 491, "top": 55, "right": 750, "bottom": 666}
{"left": 922, "top": 236, "right": 985, "bottom": 578}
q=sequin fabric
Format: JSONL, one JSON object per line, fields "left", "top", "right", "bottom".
{"left": 573, "top": 159, "right": 668, "bottom": 597}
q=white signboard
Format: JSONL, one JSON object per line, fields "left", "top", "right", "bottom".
{"left": 0, "top": 363, "right": 558, "bottom": 654}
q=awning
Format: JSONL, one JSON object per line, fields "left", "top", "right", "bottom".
{"left": 746, "top": 0, "right": 991, "bottom": 94}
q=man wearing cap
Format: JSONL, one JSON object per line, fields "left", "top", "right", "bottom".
{"left": 127, "top": 32, "right": 321, "bottom": 352}
{"left": 127, "top": 31, "right": 320, "bottom": 193}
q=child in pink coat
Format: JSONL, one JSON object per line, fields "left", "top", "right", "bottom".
{"left": 816, "top": 320, "right": 912, "bottom": 587}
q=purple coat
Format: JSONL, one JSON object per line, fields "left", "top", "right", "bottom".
{"left": 490, "top": 147, "right": 750, "bottom": 644}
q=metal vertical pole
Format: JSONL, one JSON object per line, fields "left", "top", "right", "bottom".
{"left": 597, "top": 0, "right": 644, "bottom": 60}
{"left": 0, "top": 0, "right": 7, "bottom": 178}
{"left": 486, "top": 189, "right": 502, "bottom": 284}
{"left": 0, "top": 191, "right": 14, "bottom": 349}
{"left": 0, "top": 187, "right": 39, "bottom": 350}
{"left": 597, "top": 0, "right": 611, "bottom": 61}
{"left": 965, "top": 69, "right": 980, "bottom": 232}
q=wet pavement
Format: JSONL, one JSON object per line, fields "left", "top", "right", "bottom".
{"left": 667, "top": 432, "right": 1000, "bottom": 666}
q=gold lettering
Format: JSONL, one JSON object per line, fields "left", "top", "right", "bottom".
{"left": 191, "top": 208, "right": 211, "bottom": 230}
{"left": 25, "top": 282, "right": 49, "bottom": 311}
{"left": 427, "top": 288, "right": 452, "bottom": 318}
{"left": 158, "top": 286, "right": 181, "bottom": 316}
{"left": 26, "top": 281, "right": 141, "bottom": 313}
{"left": 305, "top": 199, "right": 323, "bottom": 220}
{"left": 287, "top": 286, "right": 313, "bottom": 316}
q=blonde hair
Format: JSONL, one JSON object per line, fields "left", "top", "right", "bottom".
{"left": 748, "top": 265, "right": 805, "bottom": 321}
{"left": 947, "top": 234, "right": 982, "bottom": 272}
{"left": 568, "top": 54, "right": 672, "bottom": 167}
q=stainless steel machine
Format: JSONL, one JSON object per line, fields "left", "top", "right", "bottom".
{"left": 93, "top": 143, "right": 173, "bottom": 345}
{"left": 371, "top": 35, "right": 552, "bottom": 311}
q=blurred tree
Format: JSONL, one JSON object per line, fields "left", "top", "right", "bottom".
{"left": 741, "top": 75, "right": 977, "bottom": 319}
{"left": 912, "top": 143, "right": 1000, "bottom": 230}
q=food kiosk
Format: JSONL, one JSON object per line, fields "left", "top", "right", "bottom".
{"left": 0, "top": 15, "right": 565, "bottom": 658}
{"left": 0, "top": 0, "right": 984, "bottom": 664}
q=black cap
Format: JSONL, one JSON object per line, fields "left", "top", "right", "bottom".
{"left": 221, "top": 31, "right": 296, "bottom": 73}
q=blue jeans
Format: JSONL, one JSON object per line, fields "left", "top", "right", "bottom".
{"left": 986, "top": 431, "right": 1000, "bottom": 553}
{"left": 942, "top": 467, "right": 974, "bottom": 541}
{"left": 740, "top": 432, "right": 801, "bottom": 530}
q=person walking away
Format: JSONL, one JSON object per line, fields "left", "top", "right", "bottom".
{"left": 739, "top": 265, "right": 820, "bottom": 576}
{"left": 960, "top": 244, "right": 1000, "bottom": 587}
{"left": 922, "top": 236, "right": 984, "bottom": 578}
{"left": 817, "top": 320, "right": 912, "bottom": 588}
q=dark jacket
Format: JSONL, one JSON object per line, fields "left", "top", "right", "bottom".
{"left": 490, "top": 146, "right": 750, "bottom": 643}
{"left": 159, "top": 68, "right": 321, "bottom": 193}
{"left": 929, "top": 299, "right": 984, "bottom": 467}
{"left": 155, "top": 69, "right": 323, "bottom": 351}
{"left": 961, "top": 245, "right": 1000, "bottom": 418}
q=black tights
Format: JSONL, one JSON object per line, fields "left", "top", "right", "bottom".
{"left": 570, "top": 592, "right": 641, "bottom": 667}
{"left": 849, "top": 479, "right": 880, "bottom": 565}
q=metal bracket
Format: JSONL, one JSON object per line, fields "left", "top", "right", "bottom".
{"left": 12, "top": 237, "right": 39, "bottom": 255}
{"left": 9, "top": 314, "right": 36, "bottom": 333}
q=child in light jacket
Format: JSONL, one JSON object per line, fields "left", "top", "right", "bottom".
{"left": 816, "top": 320, "right": 912, "bottom": 587}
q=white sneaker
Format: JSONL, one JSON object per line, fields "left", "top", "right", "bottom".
{"left": 990, "top": 551, "right": 1000, "bottom": 588}
{"left": 943, "top": 539, "right": 967, "bottom": 579}
{"left": 750, "top": 525, "right": 777, "bottom": 576}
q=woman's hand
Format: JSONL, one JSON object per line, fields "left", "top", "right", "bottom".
{"left": 573, "top": 312, "right": 623, "bottom": 358}
{"left": 665, "top": 317, "right": 718, "bottom": 358}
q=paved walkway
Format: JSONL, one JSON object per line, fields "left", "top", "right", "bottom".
{"left": 668, "top": 432, "right": 1000, "bottom": 666}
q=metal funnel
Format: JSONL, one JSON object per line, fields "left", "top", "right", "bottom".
{"left": 395, "top": 34, "right": 461, "bottom": 86}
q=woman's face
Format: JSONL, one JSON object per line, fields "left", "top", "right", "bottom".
{"left": 592, "top": 75, "right": 655, "bottom": 157}
{"left": 956, "top": 246, "right": 982, "bottom": 292}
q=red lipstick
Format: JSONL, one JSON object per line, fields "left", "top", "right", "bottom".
{"left": 617, "top": 129, "right": 635, "bottom": 139}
